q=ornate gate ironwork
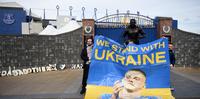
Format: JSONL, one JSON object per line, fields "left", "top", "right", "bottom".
{"left": 94, "top": 13, "right": 157, "bottom": 44}
{"left": 95, "top": 13, "right": 155, "bottom": 28}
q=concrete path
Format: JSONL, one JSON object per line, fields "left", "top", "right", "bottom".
{"left": 171, "top": 67, "right": 200, "bottom": 99}
{"left": 0, "top": 67, "right": 200, "bottom": 99}
{"left": 0, "top": 69, "right": 84, "bottom": 99}
{"left": 171, "top": 67, "right": 200, "bottom": 84}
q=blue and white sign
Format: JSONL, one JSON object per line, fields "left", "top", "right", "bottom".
{"left": 3, "top": 13, "right": 15, "bottom": 24}
{"left": 88, "top": 35, "right": 170, "bottom": 88}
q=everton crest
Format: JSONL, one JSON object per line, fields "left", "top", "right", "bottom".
{"left": 3, "top": 13, "right": 15, "bottom": 24}
{"left": 162, "top": 25, "right": 171, "bottom": 34}
{"left": 84, "top": 25, "right": 92, "bottom": 34}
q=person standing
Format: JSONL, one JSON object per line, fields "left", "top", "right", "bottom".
{"left": 80, "top": 38, "right": 93, "bottom": 94}
{"left": 168, "top": 43, "right": 176, "bottom": 91}
{"left": 123, "top": 19, "right": 145, "bottom": 45}
{"left": 169, "top": 43, "right": 175, "bottom": 68}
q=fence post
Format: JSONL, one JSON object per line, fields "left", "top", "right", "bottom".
{"left": 56, "top": 5, "right": 60, "bottom": 16}
{"left": 69, "top": 6, "right": 73, "bottom": 16}
{"left": 94, "top": 8, "right": 97, "bottom": 20}
{"left": 82, "top": 7, "right": 85, "bottom": 19}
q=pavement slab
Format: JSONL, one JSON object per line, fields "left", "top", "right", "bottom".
{"left": 0, "top": 67, "right": 200, "bottom": 99}
{"left": 0, "top": 69, "right": 84, "bottom": 99}
{"left": 171, "top": 67, "right": 200, "bottom": 99}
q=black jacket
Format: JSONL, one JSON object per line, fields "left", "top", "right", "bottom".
{"left": 80, "top": 47, "right": 89, "bottom": 66}
{"left": 169, "top": 49, "right": 175, "bottom": 66}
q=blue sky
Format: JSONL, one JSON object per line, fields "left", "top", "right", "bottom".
{"left": 1, "top": 0, "right": 200, "bottom": 34}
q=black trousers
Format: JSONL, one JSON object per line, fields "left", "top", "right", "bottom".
{"left": 81, "top": 64, "right": 89, "bottom": 90}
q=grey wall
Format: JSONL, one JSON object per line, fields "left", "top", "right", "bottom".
{"left": 1, "top": 27, "right": 200, "bottom": 70}
{"left": 0, "top": 28, "right": 82, "bottom": 70}
{"left": 172, "top": 29, "right": 200, "bottom": 67}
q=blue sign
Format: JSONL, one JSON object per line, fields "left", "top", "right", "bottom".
{"left": 87, "top": 35, "right": 170, "bottom": 88}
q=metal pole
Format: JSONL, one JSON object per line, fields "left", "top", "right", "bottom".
{"left": 106, "top": 9, "right": 108, "bottom": 17}
{"left": 117, "top": 9, "right": 119, "bottom": 15}
{"left": 69, "top": 6, "right": 73, "bottom": 16}
{"left": 43, "top": 9, "right": 45, "bottom": 19}
{"left": 117, "top": 9, "right": 119, "bottom": 22}
{"left": 105, "top": 9, "right": 108, "bottom": 22}
{"left": 94, "top": 8, "right": 97, "bottom": 20}
{"left": 127, "top": 10, "right": 130, "bottom": 17}
{"left": 56, "top": 5, "right": 60, "bottom": 16}
{"left": 137, "top": 11, "right": 140, "bottom": 25}
{"left": 82, "top": 7, "right": 85, "bottom": 19}
{"left": 28, "top": 8, "right": 31, "bottom": 34}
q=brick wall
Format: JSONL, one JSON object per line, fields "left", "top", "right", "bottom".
{"left": 0, "top": 28, "right": 82, "bottom": 70}
{"left": 172, "top": 29, "right": 200, "bottom": 67}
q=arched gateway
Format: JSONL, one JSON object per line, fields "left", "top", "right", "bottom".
{"left": 82, "top": 13, "right": 177, "bottom": 46}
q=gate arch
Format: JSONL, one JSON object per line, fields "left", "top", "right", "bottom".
{"left": 96, "top": 13, "right": 155, "bottom": 28}
{"left": 95, "top": 13, "right": 157, "bottom": 44}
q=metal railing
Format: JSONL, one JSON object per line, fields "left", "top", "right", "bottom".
{"left": 95, "top": 13, "right": 155, "bottom": 28}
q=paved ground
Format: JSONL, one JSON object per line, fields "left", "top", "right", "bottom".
{"left": 0, "top": 67, "right": 200, "bottom": 99}
{"left": 171, "top": 67, "right": 200, "bottom": 99}
{"left": 0, "top": 69, "right": 84, "bottom": 99}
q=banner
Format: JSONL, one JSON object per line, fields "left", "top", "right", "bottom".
{"left": 85, "top": 35, "right": 174, "bottom": 99}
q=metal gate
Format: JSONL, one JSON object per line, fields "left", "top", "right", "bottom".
{"left": 95, "top": 13, "right": 157, "bottom": 44}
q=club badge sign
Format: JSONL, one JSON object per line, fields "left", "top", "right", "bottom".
{"left": 84, "top": 25, "right": 93, "bottom": 34}
{"left": 3, "top": 13, "right": 15, "bottom": 25}
{"left": 162, "top": 25, "right": 171, "bottom": 34}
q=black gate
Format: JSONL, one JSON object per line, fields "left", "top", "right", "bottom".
{"left": 95, "top": 13, "right": 157, "bottom": 44}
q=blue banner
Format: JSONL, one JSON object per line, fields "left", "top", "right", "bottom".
{"left": 87, "top": 35, "right": 170, "bottom": 88}
{"left": 95, "top": 28, "right": 157, "bottom": 44}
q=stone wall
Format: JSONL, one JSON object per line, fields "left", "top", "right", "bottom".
{"left": 172, "top": 29, "right": 200, "bottom": 67}
{"left": 0, "top": 28, "right": 82, "bottom": 70}
{"left": 1, "top": 27, "right": 199, "bottom": 70}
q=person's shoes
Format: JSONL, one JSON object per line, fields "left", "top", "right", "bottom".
{"left": 80, "top": 88, "right": 86, "bottom": 95}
